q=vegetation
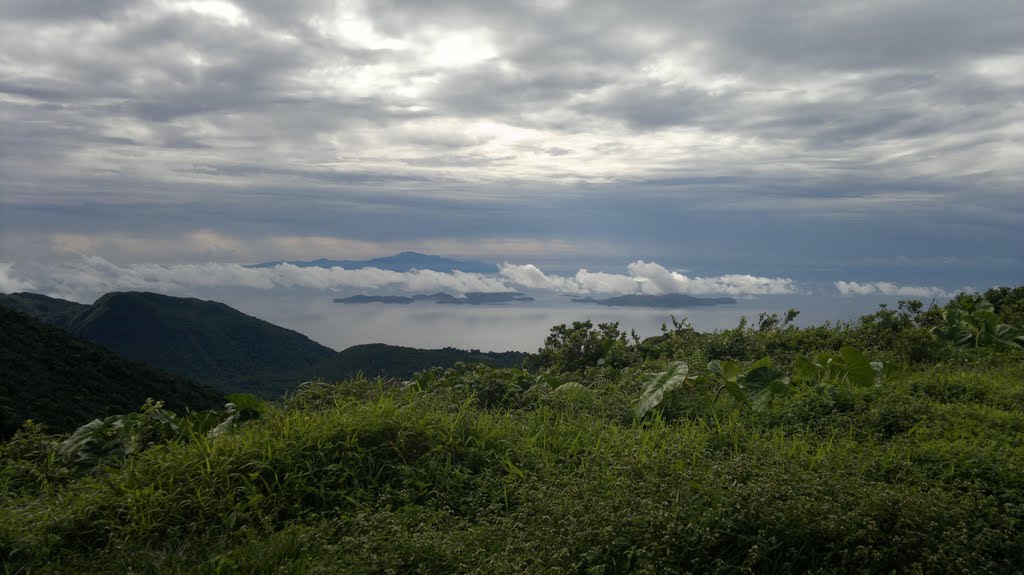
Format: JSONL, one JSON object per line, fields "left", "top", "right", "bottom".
{"left": 0, "top": 292, "right": 88, "bottom": 329}
{"left": 309, "top": 343, "right": 529, "bottom": 382}
{"left": 2, "top": 288, "right": 1023, "bottom": 573}
{"left": 65, "top": 292, "right": 338, "bottom": 397}
{"left": 0, "top": 307, "right": 225, "bottom": 439}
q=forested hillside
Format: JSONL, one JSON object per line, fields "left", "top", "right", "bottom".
{"left": 62, "top": 292, "right": 338, "bottom": 396}
{"left": 0, "top": 307, "right": 224, "bottom": 438}
{"left": 0, "top": 292, "right": 88, "bottom": 330}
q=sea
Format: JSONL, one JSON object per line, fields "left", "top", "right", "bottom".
{"left": 203, "top": 290, "right": 930, "bottom": 353}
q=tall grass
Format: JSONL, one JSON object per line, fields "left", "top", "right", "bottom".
{"left": 3, "top": 356, "right": 1023, "bottom": 573}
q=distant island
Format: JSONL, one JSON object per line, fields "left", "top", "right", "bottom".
{"left": 571, "top": 294, "right": 737, "bottom": 308}
{"left": 334, "top": 292, "right": 534, "bottom": 305}
{"left": 251, "top": 251, "right": 496, "bottom": 274}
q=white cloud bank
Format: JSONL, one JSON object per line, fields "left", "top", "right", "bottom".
{"left": 498, "top": 261, "right": 799, "bottom": 296}
{"left": 834, "top": 281, "right": 952, "bottom": 299}
{"left": 0, "top": 257, "right": 801, "bottom": 302}
{"left": 2, "top": 258, "right": 976, "bottom": 304}
{"left": 0, "top": 263, "right": 36, "bottom": 293}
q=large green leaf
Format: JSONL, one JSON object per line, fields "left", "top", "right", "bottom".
{"left": 743, "top": 366, "right": 786, "bottom": 394}
{"left": 791, "top": 357, "right": 818, "bottom": 384}
{"left": 635, "top": 361, "right": 690, "bottom": 418}
{"left": 992, "top": 324, "right": 1024, "bottom": 351}
{"left": 748, "top": 357, "right": 772, "bottom": 372}
{"left": 931, "top": 309, "right": 973, "bottom": 346}
{"left": 839, "top": 347, "right": 875, "bottom": 387}
{"left": 707, "top": 359, "right": 740, "bottom": 383}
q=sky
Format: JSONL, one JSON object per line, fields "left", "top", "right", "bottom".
{"left": 1, "top": 0, "right": 1022, "bottom": 304}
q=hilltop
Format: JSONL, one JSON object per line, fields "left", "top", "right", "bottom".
{"left": 0, "top": 292, "right": 89, "bottom": 329}
{"left": 62, "top": 292, "right": 338, "bottom": 397}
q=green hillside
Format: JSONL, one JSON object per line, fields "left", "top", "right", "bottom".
{"left": 0, "top": 291, "right": 532, "bottom": 398}
{"left": 0, "top": 307, "right": 225, "bottom": 438}
{"left": 2, "top": 290, "right": 1023, "bottom": 573}
{"left": 309, "top": 343, "right": 529, "bottom": 381}
{"left": 64, "top": 292, "right": 338, "bottom": 397}
{"left": 0, "top": 292, "right": 89, "bottom": 329}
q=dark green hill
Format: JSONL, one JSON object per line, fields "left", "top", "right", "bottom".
{"left": 64, "top": 292, "right": 337, "bottom": 397}
{"left": 0, "top": 292, "right": 89, "bottom": 329}
{"left": 310, "top": 343, "right": 529, "bottom": 381}
{"left": 0, "top": 291, "right": 532, "bottom": 398}
{"left": 0, "top": 307, "right": 225, "bottom": 438}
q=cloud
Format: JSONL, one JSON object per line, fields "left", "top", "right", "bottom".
{"left": 6, "top": 256, "right": 803, "bottom": 302}
{"left": 7, "top": 257, "right": 511, "bottom": 301}
{"left": 834, "top": 281, "right": 952, "bottom": 299}
{"left": 0, "top": 0, "right": 1020, "bottom": 289}
{"left": 499, "top": 261, "right": 799, "bottom": 296}
{"left": 0, "top": 263, "right": 36, "bottom": 293}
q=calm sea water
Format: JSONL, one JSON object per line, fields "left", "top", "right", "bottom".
{"left": 211, "top": 291, "right": 917, "bottom": 353}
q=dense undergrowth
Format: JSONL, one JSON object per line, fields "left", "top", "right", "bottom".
{"left": 2, "top": 288, "right": 1023, "bottom": 574}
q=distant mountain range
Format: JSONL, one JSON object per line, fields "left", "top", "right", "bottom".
{"left": 0, "top": 291, "right": 529, "bottom": 402}
{"left": 0, "top": 306, "right": 224, "bottom": 438}
{"left": 334, "top": 292, "right": 534, "bottom": 305}
{"left": 250, "top": 251, "right": 496, "bottom": 274}
{"left": 571, "top": 294, "right": 737, "bottom": 308}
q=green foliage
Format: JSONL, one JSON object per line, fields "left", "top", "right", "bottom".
{"left": 982, "top": 285, "right": 1024, "bottom": 326}
{"left": 4, "top": 288, "right": 1024, "bottom": 573}
{"left": 932, "top": 295, "right": 1024, "bottom": 351}
{"left": 0, "top": 307, "right": 225, "bottom": 438}
{"left": 707, "top": 357, "right": 790, "bottom": 408}
{"left": 791, "top": 347, "right": 882, "bottom": 388}
{"left": 312, "top": 343, "right": 528, "bottom": 385}
{"left": 58, "top": 400, "right": 182, "bottom": 472}
{"left": 634, "top": 361, "right": 691, "bottom": 419}
{"left": 534, "top": 320, "right": 636, "bottom": 373}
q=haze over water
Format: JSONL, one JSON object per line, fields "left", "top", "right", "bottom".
{"left": 222, "top": 292, "right": 924, "bottom": 353}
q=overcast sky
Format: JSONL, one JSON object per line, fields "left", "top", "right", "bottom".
{"left": 1, "top": 0, "right": 1021, "bottom": 300}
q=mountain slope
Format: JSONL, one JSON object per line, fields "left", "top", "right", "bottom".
{"left": 0, "top": 307, "right": 225, "bottom": 438}
{"left": 65, "top": 292, "right": 337, "bottom": 397}
{"left": 0, "top": 292, "right": 89, "bottom": 329}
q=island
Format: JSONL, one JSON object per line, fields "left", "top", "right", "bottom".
{"left": 571, "top": 294, "right": 737, "bottom": 308}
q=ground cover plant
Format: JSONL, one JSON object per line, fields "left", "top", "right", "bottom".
{"left": 2, "top": 289, "right": 1023, "bottom": 574}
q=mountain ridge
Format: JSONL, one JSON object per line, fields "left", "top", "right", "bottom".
{"left": 249, "top": 251, "right": 496, "bottom": 274}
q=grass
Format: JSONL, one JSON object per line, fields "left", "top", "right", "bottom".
{"left": 2, "top": 354, "right": 1023, "bottom": 574}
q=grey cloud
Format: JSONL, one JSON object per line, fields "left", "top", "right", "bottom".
{"left": 0, "top": 0, "right": 134, "bottom": 21}
{"left": 0, "top": 0, "right": 1020, "bottom": 293}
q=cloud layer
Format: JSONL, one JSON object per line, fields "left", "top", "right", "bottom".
{"left": 498, "top": 262, "right": 798, "bottom": 296}
{"left": 0, "top": 0, "right": 1020, "bottom": 288}
{"left": 2, "top": 256, "right": 979, "bottom": 307}
{"left": 2, "top": 257, "right": 806, "bottom": 302}
{"left": 834, "top": 281, "right": 953, "bottom": 299}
